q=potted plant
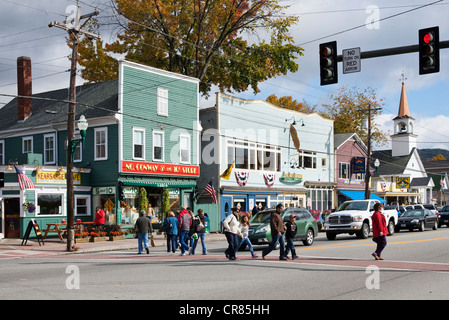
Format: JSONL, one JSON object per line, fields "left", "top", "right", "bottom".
{"left": 22, "top": 200, "right": 36, "bottom": 214}
{"left": 108, "top": 225, "right": 125, "bottom": 241}
{"left": 89, "top": 231, "right": 107, "bottom": 242}
{"left": 75, "top": 231, "right": 90, "bottom": 243}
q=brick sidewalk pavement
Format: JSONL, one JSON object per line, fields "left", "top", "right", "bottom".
{"left": 0, "top": 233, "right": 225, "bottom": 255}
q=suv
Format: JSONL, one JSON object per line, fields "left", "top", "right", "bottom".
{"left": 438, "top": 205, "right": 449, "bottom": 227}
{"left": 423, "top": 204, "right": 439, "bottom": 216}
{"left": 248, "top": 208, "right": 318, "bottom": 246}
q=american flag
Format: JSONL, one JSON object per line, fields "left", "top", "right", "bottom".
{"left": 204, "top": 180, "right": 218, "bottom": 204}
{"left": 14, "top": 165, "right": 35, "bottom": 190}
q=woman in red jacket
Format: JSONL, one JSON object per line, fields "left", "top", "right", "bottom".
{"left": 371, "top": 202, "right": 389, "bottom": 260}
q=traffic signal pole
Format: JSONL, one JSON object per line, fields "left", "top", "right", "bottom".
{"left": 336, "top": 41, "right": 449, "bottom": 62}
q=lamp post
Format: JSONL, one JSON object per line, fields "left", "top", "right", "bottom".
{"left": 66, "top": 115, "right": 88, "bottom": 251}
{"left": 374, "top": 158, "right": 380, "bottom": 175}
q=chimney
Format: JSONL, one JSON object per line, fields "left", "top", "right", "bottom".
{"left": 17, "top": 56, "right": 32, "bottom": 121}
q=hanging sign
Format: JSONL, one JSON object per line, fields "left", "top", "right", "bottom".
{"left": 122, "top": 160, "right": 199, "bottom": 177}
{"left": 396, "top": 177, "right": 410, "bottom": 189}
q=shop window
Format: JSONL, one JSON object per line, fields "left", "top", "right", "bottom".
{"left": 339, "top": 162, "right": 350, "bottom": 179}
{"left": 37, "top": 194, "right": 63, "bottom": 215}
{"left": 75, "top": 195, "right": 90, "bottom": 216}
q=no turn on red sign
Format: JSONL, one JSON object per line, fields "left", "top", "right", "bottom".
{"left": 343, "top": 47, "right": 361, "bottom": 74}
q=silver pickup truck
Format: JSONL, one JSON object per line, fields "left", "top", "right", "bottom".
{"left": 323, "top": 200, "right": 398, "bottom": 240}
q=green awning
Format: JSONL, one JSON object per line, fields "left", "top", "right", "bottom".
{"left": 119, "top": 177, "right": 197, "bottom": 188}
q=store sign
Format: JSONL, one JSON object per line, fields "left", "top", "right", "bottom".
{"left": 122, "top": 160, "right": 200, "bottom": 177}
{"left": 93, "top": 186, "right": 116, "bottom": 195}
{"left": 36, "top": 171, "right": 80, "bottom": 185}
{"left": 352, "top": 157, "right": 365, "bottom": 174}
{"left": 280, "top": 173, "right": 302, "bottom": 183}
{"left": 396, "top": 177, "right": 410, "bottom": 189}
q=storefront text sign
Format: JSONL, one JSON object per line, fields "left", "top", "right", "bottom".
{"left": 36, "top": 171, "right": 81, "bottom": 185}
{"left": 122, "top": 160, "right": 200, "bottom": 177}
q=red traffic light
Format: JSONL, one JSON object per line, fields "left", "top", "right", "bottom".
{"left": 321, "top": 46, "right": 332, "bottom": 56}
{"left": 423, "top": 32, "right": 433, "bottom": 44}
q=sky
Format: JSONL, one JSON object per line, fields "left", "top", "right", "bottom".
{"left": 0, "top": 0, "right": 448, "bottom": 152}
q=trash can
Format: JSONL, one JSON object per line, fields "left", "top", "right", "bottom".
{"left": 204, "top": 213, "right": 210, "bottom": 233}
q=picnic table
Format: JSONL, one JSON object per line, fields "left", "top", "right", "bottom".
{"left": 42, "top": 223, "right": 67, "bottom": 240}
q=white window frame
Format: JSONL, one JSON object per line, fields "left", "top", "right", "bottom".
{"left": 339, "top": 162, "right": 351, "bottom": 179}
{"left": 94, "top": 127, "right": 108, "bottom": 161}
{"left": 133, "top": 127, "right": 146, "bottom": 160}
{"left": 43, "top": 133, "right": 56, "bottom": 164}
{"left": 74, "top": 194, "right": 91, "bottom": 217}
{"left": 22, "top": 136, "right": 33, "bottom": 154}
{"left": 157, "top": 87, "right": 168, "bottom": 116}
{"left": 152, "top": 130, "right": 164, "bottom": 162}
{"left": 179, "top": 134, "right": 191, "bottom": 164}
{"left": 36, "top": 189, "right": 65, "bottom": 216}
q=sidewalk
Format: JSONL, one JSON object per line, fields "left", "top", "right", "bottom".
{"left": 0, "top": 232, "right": 226, "bottom": 255}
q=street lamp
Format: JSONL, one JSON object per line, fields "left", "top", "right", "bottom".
{"left": 374, "top": 158, "right": 380, "bottom": 175}
{"left": 67, "top": 115, "right": 88, "bottom": 251}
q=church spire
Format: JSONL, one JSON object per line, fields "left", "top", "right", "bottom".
{"left": 398, "top": 78, "right": 410, "bottom": 117}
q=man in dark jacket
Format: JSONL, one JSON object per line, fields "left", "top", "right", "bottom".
{"left": 262, "top": 204, "right": 287, "bottom": 260}
{"left": 135, "top": 210, "right": 153, "bottom": 254}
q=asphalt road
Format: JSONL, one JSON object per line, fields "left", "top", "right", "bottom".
{"left": 2, "top": 227, "right": 449, "bottom": 303}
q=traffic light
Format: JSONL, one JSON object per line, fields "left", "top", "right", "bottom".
{"left": 419, "top": 26, "right": 439, "bottom": 75}
{"left": 319, "top": 41, "right": 338, "bottom": 85}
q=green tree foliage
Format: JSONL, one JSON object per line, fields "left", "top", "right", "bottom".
{"left": 73, "top": 0, "right": 303, "bottom": 96}
{"left": 138, "top": 187, "right": 149, "bottom": 212}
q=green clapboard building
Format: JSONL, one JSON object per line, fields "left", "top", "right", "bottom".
{"left": 0, "top": 58, "right": 201, "bottom": 239}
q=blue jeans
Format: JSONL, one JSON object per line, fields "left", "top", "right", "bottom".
{"left": 285, "top": 236, "right": 296, "bottom": 257}
{"left": 191, "top": 232, "right": 207, "bottom": 254}
{"left": 179, "top": 230, "right": 190, "bottom": 254}
{"left": 166, "top": 234, "right": 178, "bottom": 252}
{"left": 137, "top": 233, "right": 149, "bottom": 254}
{"left": 262, "top": 233, "right": 285, "bottom": 258}
{"left": 224, "top": 231, "right": 239, "bottom": 259}
{"left": 235, "top": 237, "right": 256, "bottom": 256}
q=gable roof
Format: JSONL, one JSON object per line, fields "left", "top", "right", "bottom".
{"left": 371, "top": 148, "right": 414, "bottom": 176}
{"left": 0, "top": 80, "right": 118, "bottom": 133}
{"left": 334, "top": 132, "right": 367, "bottom": 154}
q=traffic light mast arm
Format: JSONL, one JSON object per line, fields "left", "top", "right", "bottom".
{"left": 336, "top": 40, "right": 449, "bottom": 62}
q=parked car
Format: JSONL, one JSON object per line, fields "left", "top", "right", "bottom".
{"left": 384, "top": 204, "right": 407, "bottom": 217}
{"left": 405, "top": 204, "right": 425, "bottom": 211}
{"left": 248, "top": 208, "right": 318, "bottom": 246}
{"left": 395, "top": 209, "right": 438, "bottom": 232}
{"left": 438, "top": 205, "right": 449, "bottom": 227}
{"left": 423, "top": 204, "right": 439, "bottom": 216}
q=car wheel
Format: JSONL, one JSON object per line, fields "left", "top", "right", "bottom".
{"left": 358, "top": 222, "right": 369, "bottom": 239}
{"left": 433, "top": 221, "right": 438, "bottom": 230}
{"left": 419, "top": 221, "right": 425, "bottom": 232}
{"left": 302, "top": 229, "right": 314, "bottom": 246}
{"left": 326, "top": 232, "right": 336, "bottom": 240}
{"left": 387, "top": 220, "right": 395, "bottom": 236}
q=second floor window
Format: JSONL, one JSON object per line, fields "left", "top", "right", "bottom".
{"left": 153, "top": 131, "right": 164, "bottom": 161}
{"left": 339, "top": 162, "right": 350, "bottom": 179}
{"left": 180, "top": 134, "right": 190, "bottom": 163}
{"left": 133, "top": 128, "right": 145, "bottom": 160}
{"left": 95, "top": 127, "right": 108, "bottom": 161}
{"left": 22, "top": 137, "right": 33, "bottom": 154}
{"left": 157, "top": 87, "right": 168, "bottom": 116}
{"left": 44, "top": 133, "right": 56, "bottom": 164}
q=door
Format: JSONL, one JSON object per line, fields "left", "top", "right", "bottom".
{"left": 294, "top": 212, "right": 307, "bottom": 240}
{"left": 5, "top": 198, "right": 20, "bottom": 238}
{"left": 220, "top": 196, "right": 232, "bottom": 232}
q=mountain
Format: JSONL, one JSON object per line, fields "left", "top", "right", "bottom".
{"left": 418, "top": 148, "right": 449, "bottom": 161}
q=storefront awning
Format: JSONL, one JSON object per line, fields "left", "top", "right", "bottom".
{"left": 119, "top": 177, "right": 197, "bottom": 188}
{"left": 339, "top": 190, "right": 386, "bottom": 203}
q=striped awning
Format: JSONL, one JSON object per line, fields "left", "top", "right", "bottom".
{"left": 119, "top": 177, "right": 197, "bottom": 188}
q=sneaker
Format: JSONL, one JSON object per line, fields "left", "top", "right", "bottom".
{"left": 372, "top": 253, "right": 380, "bottom": 260}
{"left": 146, "top": 248, "right": 149, "bottom": 254}
{"left": 279, "top": 257, "right": 288, "bottom": 261}
{"left": 180, "top": 252, "right": 186, "bottom": 256}
{"left": 292, "top": 255, "right": 299, "bottom": 260}
{"left": 202, "top": 252, "right": 207, "bottom": 255}
{"left": 252, "top": 254, "right": 258, "bottom": 259}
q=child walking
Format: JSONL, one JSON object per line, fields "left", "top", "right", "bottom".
{"left": 235, "top": 215, "right": 258, "bottom": 258}
{"left": 285, "top": 214, "right": 299, "bottom": 260}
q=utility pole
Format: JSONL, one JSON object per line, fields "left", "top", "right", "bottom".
{"left": 359, "top": 104, "right": 382, "bottom": 200}
{"left": 49, "top": 4, "right": 100, "bottom": 252}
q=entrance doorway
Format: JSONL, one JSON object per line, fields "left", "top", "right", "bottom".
{"left": 5, "top": 198, "right": 20, "bottom": 238}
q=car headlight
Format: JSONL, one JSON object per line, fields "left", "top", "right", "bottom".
{"left": 353, "top": 215, "right": 363, "bottom": 222}
{"left": 255, "top": 226, "right": 270, "bottom": 234}
{"left": 325, "top": 217, "right": 329, "bottom": 222}
{"left": 411, "top": 219, "right": 419, "bottom": 224}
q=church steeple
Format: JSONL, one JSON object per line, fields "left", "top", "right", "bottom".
{"left": 391, "top": 79, "right": 417, "bottom": 157}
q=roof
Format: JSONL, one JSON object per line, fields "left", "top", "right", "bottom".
{"left": 0, "top": 80, "right": 118, "bottom": 132}
{"left": 398, "top": 82, "right": 410, "bottom": 117}
{"left": 410, "top": 176, "right": 433, "bottom": 187}
{"left": 371, "top": 148, "right": 414, "bottom": 176}
{"left": 334, "top": 132, "right": 367, "bottom": 153}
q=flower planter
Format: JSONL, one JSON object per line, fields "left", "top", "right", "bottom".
{"left": 89, "top": 236, "right": 107, "bottom": 243}
{"left": 108, "top": 235, "right": 125, "bottom": 241}
{"left": 75, "top": 237, "right": 89, "bottom": 243}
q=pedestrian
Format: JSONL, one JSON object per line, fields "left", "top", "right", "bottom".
{"left": 163, "top": 211, "right": 178, "bottom": 253}
{"left": 94, "top": 206, "right": 105, "bottom": 231}
{"left": 135, "top": 210, "right": 153, "bottom": 254}
{"left": 190, "top": 209, "right": 207, "bottom": 255}
{"left": 146, "top": 203, "right": 155, "bottom": 219}
{"left": 177, "top": 206, "right": 192, "bottom": 256}
{"left": 371, "top": 202, "right": 389, "bottom": 260}
{"left": 222, "top": 208, "right": 241, "bottom": 260}
{"left": 262, "top": 204, "right": 287, "bottom": 260}
{"left": 285, "top": 214, "right": 299, "bottom": 260}
{"left": 235, "top": 214, "right": 258, "bottom": 258}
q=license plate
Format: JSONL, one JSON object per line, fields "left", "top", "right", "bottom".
{"left": 401, "top": 224, "right": 407, "bottom": 227}
{"left": 444, "top": 220, "right": 449, "bottom": 223}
